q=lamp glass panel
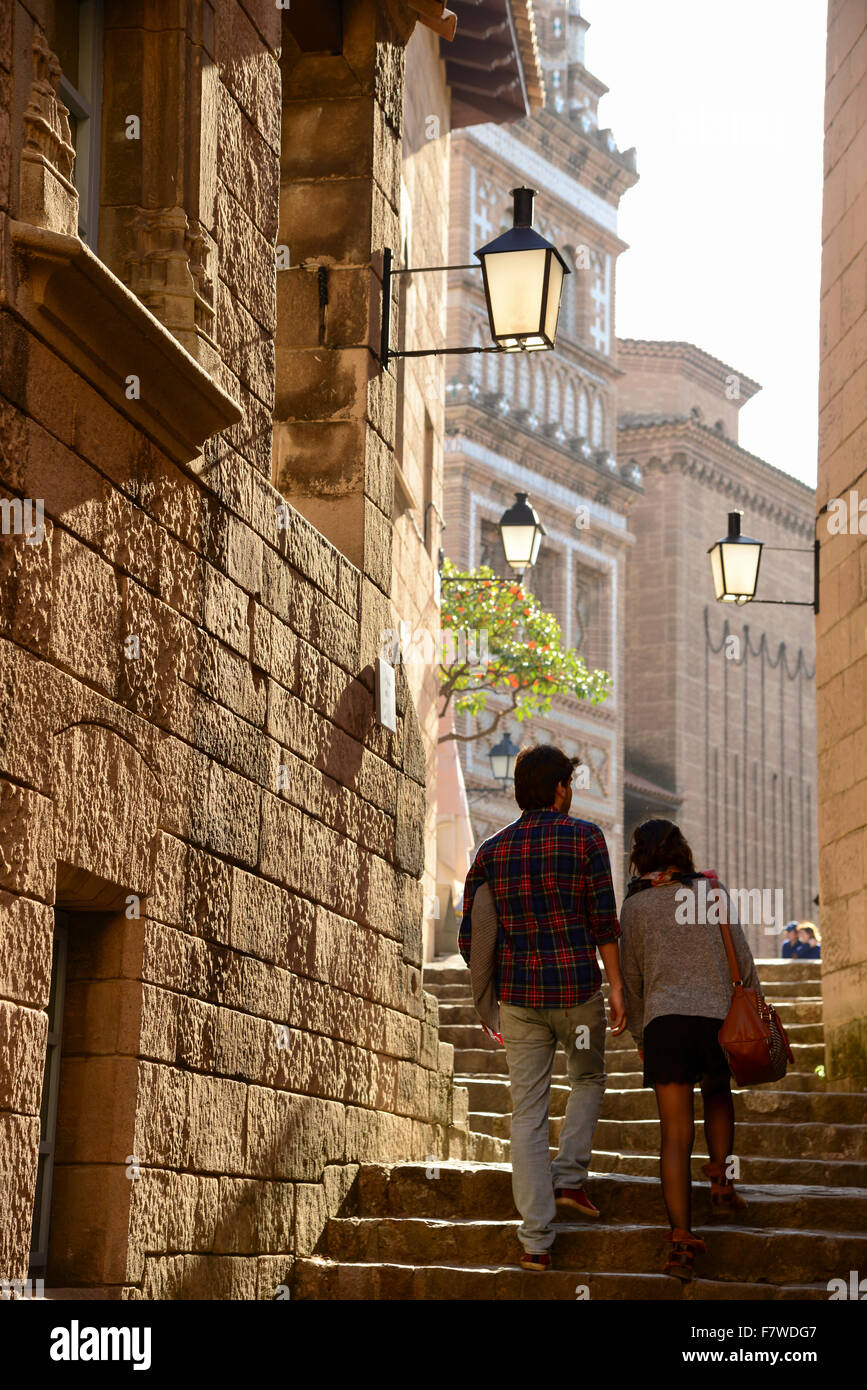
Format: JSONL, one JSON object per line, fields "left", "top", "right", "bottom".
{"left": 484, "top": 248, "right": 548, "bottom": 338}
{"left": 506, "top": 753, "right": 518, "bottom": 780}
{"left": 490, "top": 751, "right": 509, "bottom": 780}
{"left": 543, "top": 257, "right": 564, "bottom": 343}
{"left": 501, "top": 523, "right": 537, "bottom": 568}
{"left": 709, "top": 544, "right": 725, "bottom": 600}
{"left": 529, "top": 527, "right": 543, "bottom": 565}
{"left": 721, "top": 540, "right": 761, "bottom": 597}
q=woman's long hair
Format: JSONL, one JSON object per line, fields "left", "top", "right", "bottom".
{"left": 629, "top": 819, "right": 697, "bottom": 878}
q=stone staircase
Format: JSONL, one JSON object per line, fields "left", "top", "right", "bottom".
{"left": 293, "top": 958, "right": 867, "bottom": 1299}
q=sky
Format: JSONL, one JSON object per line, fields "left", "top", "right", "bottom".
{"left": 582, "top": 0, "right": 827, "bottom": 488}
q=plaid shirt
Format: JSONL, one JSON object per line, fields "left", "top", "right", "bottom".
{"left": 458, "top": 809, "right": 620, "bottom": 1008}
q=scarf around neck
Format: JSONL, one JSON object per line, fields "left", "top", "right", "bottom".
{"left": 625, "top": 866, "right": 721, "bottom": 899}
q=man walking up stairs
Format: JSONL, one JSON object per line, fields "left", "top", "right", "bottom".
{"left": 293, "top": 955, "right": 867, "bottom": 1299}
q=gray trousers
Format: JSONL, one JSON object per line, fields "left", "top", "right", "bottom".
{"left": 500, "top": 990, "right": 607, "bottom": 1252}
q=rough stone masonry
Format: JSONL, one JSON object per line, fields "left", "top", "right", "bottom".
{"left": 0, "top": 0, "right": 470, "bottom": 1298}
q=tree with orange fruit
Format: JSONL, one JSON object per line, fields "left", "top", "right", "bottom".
{"left": 438, "top": 559, "right": 612, "bottom": 744}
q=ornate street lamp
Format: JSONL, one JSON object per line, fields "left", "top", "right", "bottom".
{"left": 380, "top": 188, "right": 569, "bottom": 370}
{"left": 475, "top": 188, "right": 570, "bottom": 352}
{"left": 440, "top": 492, "right": 545, "bottom": 586}
{"left": 489, "top": 730, "right": 520, "bottom": 787}
{"left": 708, "top": 511, "right": 763, "bottom": 605}
{"left": 499, "top": 492, "right": 546, "bottom": 577}
{"left": 708, "top": 510, "right": 820, "bottom": 613}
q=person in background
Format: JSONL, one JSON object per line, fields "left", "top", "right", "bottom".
{"left": 780, "top": 922, "right": 800, "bottom": 959}
{"left": 796, "top": 924, "right": 822, "bottom": 960}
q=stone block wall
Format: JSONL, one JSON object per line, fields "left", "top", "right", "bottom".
{"left": 817, "top": 0, "right": 867, "bottom": 1079}
{"left": 0, "top": 0, "right": 467, "bottom": 1299}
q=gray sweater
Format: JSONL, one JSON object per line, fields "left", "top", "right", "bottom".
{"left": 619, "top": 879, "right": 761, "bottom": 1050}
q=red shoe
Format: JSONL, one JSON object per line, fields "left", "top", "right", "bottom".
{"left": 554, "top": 1187, "right": 600, "bottom": 1219}
{"left": 519, "top": 1251, "right": 553, "bottom": 1271}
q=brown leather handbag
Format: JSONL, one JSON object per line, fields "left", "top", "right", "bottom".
{"left": 717, "top": 919, "right": 794, "bottom": 1087}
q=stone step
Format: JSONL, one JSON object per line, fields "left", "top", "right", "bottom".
{"left": 423, "top": 958, "right": 821, "bottom": 987}
{"left": 592, "top": 1116, "right": 867, "bottom": 1160}
{"left": 438, "top": 1005, "right": 824, "bottom": 1053}
{"left": 428, "top": 986, "right": 824, "bottom": 1021}
{"left": 455, "top": 1055, "right": 839, "bottom": 1093}
{"left": 321, "top": 1215, "right": 864, "bottom": 1283}
{"left": 436, "top": 1003, "right": 825, "bottom": 1048}
{"left": 465, "top": 1130, "right": 507, "bottom": 1163}
{"left": 292, "top": 1256, "right": 830, "bottom": 1301}
{"left": 599, "top": 1086, "right": 867, "bottom": 1125}
{"left": 471, "top": 1108, "right": 867, "bottom": 1161}
{"left": 351, "top": 1162, "right": 867, "bottom": 1231}
{"left": 464, "top": 1116, "right": 867, "bottom": 1186}
{"left": 458, "top": 1062, "right": 838, "bottom": 1120}
{"left": 589, "top": 1149, "right": 867, "bottom": 1187}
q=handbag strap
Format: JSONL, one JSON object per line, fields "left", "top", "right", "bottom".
{"left": 716, "top": 908, "right": 744, "bottom": 987}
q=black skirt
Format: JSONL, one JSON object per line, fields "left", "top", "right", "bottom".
{"left": 642, "top": 1013, "right": 730, "bottom": 1087}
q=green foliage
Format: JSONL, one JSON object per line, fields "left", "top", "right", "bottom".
{"left": 438, "top": 559, "right": 612, "bottom": 741}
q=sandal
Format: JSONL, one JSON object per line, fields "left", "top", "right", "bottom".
{"left": 702, "top": 1161, "right": 748, "bottom": 1216}
{"left": 663, "top": 1228, "right": 706, "bottom": 1282}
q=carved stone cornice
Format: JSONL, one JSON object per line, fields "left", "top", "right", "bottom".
{"left": 18, "top": 25, "right": 78, "bottom": 236}
{"left": 8, "top": 220, "right": 241, "bottom": 466}
{"left": 616, "top": 418, "right": 815, "bottom": 540}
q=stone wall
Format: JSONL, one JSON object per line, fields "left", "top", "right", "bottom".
{"left": 817, "top": 0, "right": 867, "bottom": 1079}
{"left": 391, "top": 24, "right": 450, "bottom": 961}
{"left": 0, "top": 0, "right": 468, "bottom": 1299}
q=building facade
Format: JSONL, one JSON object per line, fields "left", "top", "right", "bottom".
{"left": 440, "top": 0, "right": 640, "bottom": 903}
{"left": 0, "top": 0, "right": 537, "bottom": 1299}
{"left": 617, "top": 340, "right": 819, "bottom": 956}
{"left": 816, "top": 0, "right": 866, "bottom": 1080}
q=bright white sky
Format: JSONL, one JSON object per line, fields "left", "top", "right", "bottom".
{"left": 583, "top": 0, "right": 826, "bottom": 488}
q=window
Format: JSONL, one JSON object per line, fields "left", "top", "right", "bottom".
{"left": 479, "top": 517, "right": 510, "bottom": 579}
{"left": 29, "top": 911, "right": 69, "bottom": 1276}
{"left": 578, "top": 388, "right": 589, "bottom": 438}
{"left": 55, "top": 0, "right": 104, "bottom": 250}
{"left": 574, "top": 564, "right": 611, "bottom": 671}
{"left": 591, "top": 395, "right": 604, "bottom": 447}
{"left": 531, "top": 546, "right": 561, "bottom": 623}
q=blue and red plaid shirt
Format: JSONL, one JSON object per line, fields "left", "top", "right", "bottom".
{"left": 458, "top": 809, "right": 620, "bottom": 1008}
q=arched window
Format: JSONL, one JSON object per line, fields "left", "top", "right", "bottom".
{"left": 563, "top": 380, "right": 576, "bottom": 435}
{"left": 502, "top": 351, "right": 515, "bottom": 402}
{"left": 549, "top": 370, "right": 561, "bottom": 424}
{"left": 591, "top": 395, "right": 604, "bottom": 447}
{"left": 578, "top": 387, "right": 589, "bottom": 438}
{"left": 518, "top": 355, "right": 531, "bottom": 409}
{"left": 470, "top": 321, "right": 484, "bottom": 388}
{"left": 533, "top": 360, "right": 546, "bottom": 417}
{"left": 484, "top": 329, "right": 500, "bottom": 392}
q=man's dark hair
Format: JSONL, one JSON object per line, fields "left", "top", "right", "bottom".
{"left": 513, "top": 744, "right": 578, "bottom": 810}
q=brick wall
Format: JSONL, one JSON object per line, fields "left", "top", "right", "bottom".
{"left": 618, "top": 343, "right": 818, "bottom": 956}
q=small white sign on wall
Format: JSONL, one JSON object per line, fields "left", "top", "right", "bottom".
{"left": 375, "top": 656, "right": 396, "bottom": 731}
